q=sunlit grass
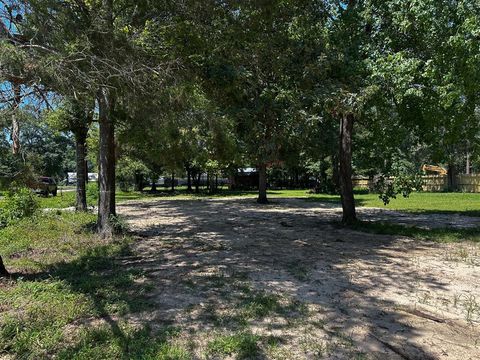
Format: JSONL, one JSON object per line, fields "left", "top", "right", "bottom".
{"left": 23, "top": 188, "right": 480, "bottom": 216}
{"left": 0, "top": 211, "right": 189, "bottom": 359}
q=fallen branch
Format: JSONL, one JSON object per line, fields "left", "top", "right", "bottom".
{"left": 401, "top": 307, "right": 447, "bottom": 324}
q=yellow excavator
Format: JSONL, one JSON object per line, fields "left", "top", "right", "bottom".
{"left": 421, "top": 165, "right": 447, "bottom": 175}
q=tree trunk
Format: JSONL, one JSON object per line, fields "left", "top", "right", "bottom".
{"left": 187, "top": 167, "right": 192, "bottom": 192}
{"left": 75, "top": 130, "right": 88, "bottom": 211}
{"left": 0, "top": 256, "right": 8, "bottom": 277}
{"left": 257, "top": 163, "right": 268, "bottom": 204}
{"left": 466, "top": 152, "right": 471, "bottom": 175}
{"left": 447, "top": 164, "right": 457, "bottom": 191}
{"left": 134, "top": 172, "right": 143, "bottom": 191}
{"left": 11, "top": 83, "right": 21, "bottom": 155}
{"left": 331, "top": 153, "right": 340, "bottom": 194}
{"left": 339, "top": 113, "right": 356, "bottom": 224}
{"left": 171, "top": 172, "right": 175, "bottom": 192}
{"left": 208, "top": 172, "right": 216, "bottom": 194}
{"left": 151, "top": 177, "right": 157, "bottom": 192}
{"left": 97, "top": 88, "right": 116, "bottom": 237}
{"left": 229, "top": 175, "right": 235, "bottom": 190}
{"left": 195, "top": 173, "right": 200, "bottom": 193}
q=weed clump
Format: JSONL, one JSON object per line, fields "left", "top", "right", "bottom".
{"left": 0, "top": 188, "right": 39, "bottom": 228}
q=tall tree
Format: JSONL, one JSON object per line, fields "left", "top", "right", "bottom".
{"left": 14, "top": 0, "right": 174, "bottom": 236}
{"left": 48, "top": 99, "right": 93, "bottom": 211}
{"left": 171, "top": 1, "right": 310, "bottom": 203}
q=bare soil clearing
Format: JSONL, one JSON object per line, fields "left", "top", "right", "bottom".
{"left": 118, "top": 198, "right": 480, "bottom": 359}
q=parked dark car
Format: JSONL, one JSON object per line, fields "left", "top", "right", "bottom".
{"left": 30, "top": 177, "right": 58, "bottom": 196}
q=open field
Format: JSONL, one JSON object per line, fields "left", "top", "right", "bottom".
{"left": 9, "top": 188, "right": 480, "bottom": 217}
{"left": 1, "top": 197, "right": 480, "bottom": 359}
{"left": 2, "top": 1, "right": 479, "bottom": 358}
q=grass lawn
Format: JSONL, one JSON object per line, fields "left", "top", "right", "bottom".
{"left": 0, "top": 212, "right": 188, "bottom": 359}
{"left": 2, "top": 187, "right": 479, "bottom": 217}
{"left": 272, "top": 190, "right": 480, "bottom": 217}
{"left": 1, "top": 193, "right": 479, "bottom": 358}
{"left": 267, "top": 189, "right": 480, "bottom": 216}
{"left": 352, "top": 192, "right": 480, "bottom": 216}
{"left": 15, "top": 188, "right": 479, "bottom": 217}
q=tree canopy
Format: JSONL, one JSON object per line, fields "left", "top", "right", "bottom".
{"left": 0, "top": 0, "right": 479, "bottom": 239}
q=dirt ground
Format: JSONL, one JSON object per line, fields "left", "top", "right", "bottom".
{"left": 118, "top": 198, "right": 480, "bottom": 359}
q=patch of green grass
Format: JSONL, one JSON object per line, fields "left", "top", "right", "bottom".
{"left": 350, "top": 221, "right": 480, "bottom": 243}
{"left": 5, "top": 187, "right": 480, "bottom": 217}
{"left": 241, "top": 292, "right": 284, "bottom": 319}
{"left": 0, "top": 239, "right": 157, "bottom": 358}
{"left": 305, "top": 191, "right": 480, "bottom": 216}
{"left": 207, "top": 332, "right": 261, "bottom": 359}
{"left": 352, "top": 192, "right": 480, "bottom": 216}
{"left": 0, "top": 279, "right": 94, "bottom": 357}
{"left": 123, "top": 189, "right": 480, "bottom": 218}
{"left": 302, "top": 190, "right": 480, "bottom": 217}
{"left": 230, "top": 290, "right": 308, "bottom": 326}
{"left": 57, "top": 325, "right": 190, "bottom": 360}
{"left": 0, "top": 211, "right": 97, "bottom": 271}
{"left": 0, "top": 211, "right": 172, "bottom": 359}
{"left": 37, "top": 192, "right": 77, "bottom": 209}
{"left": 286, "top": 261, "right": 310, "bottom": 281}
{"left": 240, "top": 291, "right": 307, "bottom": 320}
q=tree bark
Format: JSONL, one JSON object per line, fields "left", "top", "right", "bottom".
{"left": 195, "top": 173, "right": 201, "bottom": 193}
{"left": 0, "top": 255, "right": 8, "bottom": 277}
{"left": 171, "top": 172, "right": 175, "bottom": 192}
{"left": 447, "top": 164, "right": 457, "bottom": 191}
{"left": 466, "top": 151, "right": 470, "bottom": 175}
{"left": 11, "top": 83, "right": 21, "bottom": 155}
{"left": 97, "top": 88, "right": 116, "bottom": 237}
{"left": 151, "top": 177, "right": 157, "bottom": 192}
{"left": 208, "top": 173, "right": 216, "bottom": 194}
{"left": 75, "top": 130, "right": 88, "bottom": 211}
{"left": 187, "top": 167, "right": 192, "bottom": 192}
{"left": 134, "top": 172, "right": 143, "bottom": 191}
{"left": 257, "top": 163, "right": 268, "bottom": 204}
{"left": 339, "top": 113, "right": 356, "bottom": 224}
{"left": 229, "top": 174, "right": 236, "bottom": 190}
{"left": 331, "top": 153, "right": 340, "bottom": 194}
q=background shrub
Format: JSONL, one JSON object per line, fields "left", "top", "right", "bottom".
{"left": 0, "top": 188, "right": 39, "bottom": 228}
{"left": 86, "top": 182, "right": 99, "bottom": 205}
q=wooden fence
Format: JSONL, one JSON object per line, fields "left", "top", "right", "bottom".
{"left": 457, "top": 174, "right": 480, "bottom": 193}
{"left": 352, "top": 174, "right": 480, "bottom": 193}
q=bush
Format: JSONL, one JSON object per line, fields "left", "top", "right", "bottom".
{"left": 86, "top": 182, "right": 99, "bottom": 205}
{"left": 0, "top": 188, "right": 39, "bottom": 228}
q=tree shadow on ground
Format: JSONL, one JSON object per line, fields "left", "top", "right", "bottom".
{"left": 5, "top": 198, "right": 477, "bottom": 358}
{"left": 3, "top": 240, "right": 191, "bottom": 359}
{"left": 115, "top": 198, "right": 480, "bottom": 359}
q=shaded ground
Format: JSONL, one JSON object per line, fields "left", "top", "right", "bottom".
{"left": 113, "top": 198, "right": 480, "bottom": 359}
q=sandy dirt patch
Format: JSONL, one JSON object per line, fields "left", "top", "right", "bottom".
{"left": 117, "top": 198, "right": 480, "bottom": 359}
